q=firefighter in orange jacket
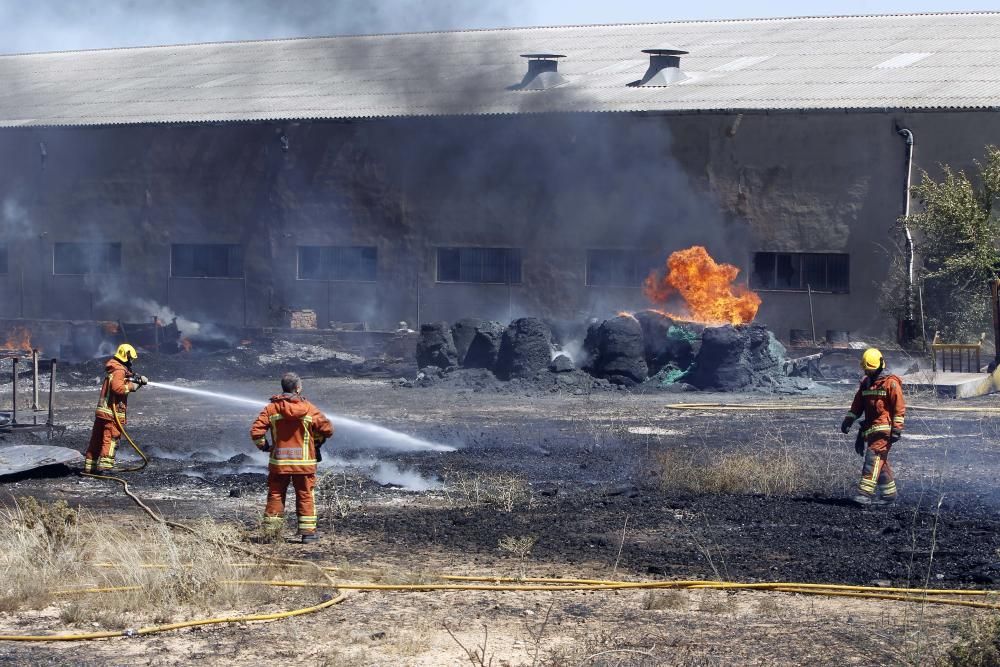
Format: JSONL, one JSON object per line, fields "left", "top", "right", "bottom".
{"left": 84, "top": 344, "right": 147, "bottom": 473}
{"left": 251, "top": 372, "right": 334, "bottom": 543}
{"left": 840, "top": 348, "right": 905, "bottom": 505}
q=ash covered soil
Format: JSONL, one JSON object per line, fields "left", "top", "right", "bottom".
{"left": 7, "top": 345, "right": 1000, "bottom": 589}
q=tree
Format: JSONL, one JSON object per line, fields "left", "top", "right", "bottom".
{"left": 883, "top": 145, "right": 1000, "bottom": 343}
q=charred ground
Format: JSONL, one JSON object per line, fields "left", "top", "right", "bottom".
{"left": 5, "top": 348, "right": 999, "bottom": 587}
{"left": 1, "top": 343, "right": 998, "bottom": 665}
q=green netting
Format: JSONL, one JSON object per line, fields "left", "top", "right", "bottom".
{"left": 667, "top": 325, "right": 699, "bottom": 343}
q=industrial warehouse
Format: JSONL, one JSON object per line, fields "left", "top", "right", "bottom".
{"left": 1, "top": 12, "right": 999, "bottom": 337}
{"left": 3, "top": 10, "right": 1000, "bottom": 666}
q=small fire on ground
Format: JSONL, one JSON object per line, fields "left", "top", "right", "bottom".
{"left": 1, "top": 326, "right": 34, "bottom": 352}
{"left": 641, "top": 245, "right": 761, "bottom": 325}
{"left": 180, "top": 338, "right": 193, "bottom": 352}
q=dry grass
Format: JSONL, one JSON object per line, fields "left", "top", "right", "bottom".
{"left": 642, "top": 590, "right": 689, "bottom": 611}
{"left": 0, "top": 497, "right": 275, "bottom": 628}
{"left": 937, "top": 612, "right": 1000, "bottom": 666}
{"left": 443, "top": 470, "right": 533, "bottom": 512}
{"left": 656, "top": 424, "right": 855, "bottom": 498}
{"left": 315, "top": 470, "right": 366, "bottom": 520}
{"left": 498, "top": 535, "right": 537, "bottom": 579}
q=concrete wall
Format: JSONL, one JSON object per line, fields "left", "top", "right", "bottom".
{"left": 0, "top": 110, "right": 996, "bottom": 339}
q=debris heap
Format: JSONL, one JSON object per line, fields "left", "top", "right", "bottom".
{"left": 413, "top": 312, "right": 816, "bottom": 394}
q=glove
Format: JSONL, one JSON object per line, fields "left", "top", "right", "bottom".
{"left": 315, "top": 436, "right": 326, "bottom": 463}
{"left": 854, "top": 431, "right": 866, "bottom": 457}
{"left": 889, "top": 427, "right": 902, "bottom": 444}
{"left": 840, "top": 416, "right": 854, "bottom": 434}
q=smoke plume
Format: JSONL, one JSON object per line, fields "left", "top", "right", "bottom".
{"left": 0, "top": 0, "right": 529, "bottom": 55}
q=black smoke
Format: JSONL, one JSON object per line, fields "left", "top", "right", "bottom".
{"left": 0, "top": 0, "right": 529, "bottom": 55}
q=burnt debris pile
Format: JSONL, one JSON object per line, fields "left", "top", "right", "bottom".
{"left": 685, "top": 323, "right": 791, "bottom": 391}
{"left": 495, "top": 318, "right": 553, "bottom": 380}
{"left": 409, "top": 311, "right": 819, "bottom": 394}
{"left": 415, "top": 322, "right": 459, "bottom": 370}
{"left": 585, "top": 315, "right": 648, "bottom": 385}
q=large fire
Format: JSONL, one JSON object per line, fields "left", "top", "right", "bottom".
{"left": 643, "top": 246, "right": 761, "bottom": 325}
{"left": 1, "top": 326, "right": 33, "bottom": 352}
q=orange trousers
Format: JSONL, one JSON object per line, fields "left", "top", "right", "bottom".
{"left": 859, "top": 436, "right": 896, "bottom": 498}
{"left": 264, "top": 472, "right": 317, "bottom": 534}
{"left": 84, "top": 418, "right": 121, "bottom": 473}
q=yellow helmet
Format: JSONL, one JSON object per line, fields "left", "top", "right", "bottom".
{"left": 860, "top": 348, "right": 884, "bottom": 372}
{"left": 114, "top": 343, "right": 138, "bottom": 364}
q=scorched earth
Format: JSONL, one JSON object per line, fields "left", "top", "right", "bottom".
{"left": 0, "top": 347, "right": 996, "bottom": 666}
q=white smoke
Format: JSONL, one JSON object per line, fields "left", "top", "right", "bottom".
{"left": 127, "top": 297, "right": 230, "bottom": 342}
{"left": 2, "top": 198, "right": 33, "bottom": 239}
{"left": 143, "top": 442, "right": 441, "bottom": 492}
{"left": 323, "top": 455, "right": 442, "bottom": 491}
{"left": 552, "top": 340, "right": 589, "bottom": 368}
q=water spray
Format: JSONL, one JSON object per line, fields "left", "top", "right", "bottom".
{"left": 145, "top": 381, "right": 454, "bottom": 452}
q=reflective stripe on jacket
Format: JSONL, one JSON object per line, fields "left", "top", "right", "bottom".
{"left": 250, "top": 394, "right": 334, "bottom": 475}
{"left": 846, "top": 373, "right": 906, "bottom": 442}
{"left": 95, "top": 358, "right": 132, "bottom": 423}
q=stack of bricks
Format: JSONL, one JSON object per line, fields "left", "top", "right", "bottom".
{"left": 289, "top": 309, "right": 318, "bottom": 329}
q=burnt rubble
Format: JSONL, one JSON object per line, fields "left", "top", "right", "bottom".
{"left": 495, "top": 318, "right": 553, "bottom": 380}
{"left": 415, "top": 322, "right": 459, "bottom": 370}
{"left": 587, "top": 315, "right": 648, "bottom": 386}
{"left": 463, "top": 320, "right": 504, "bottom": 369}
{"left": 411, "top": 310, "right": 823, "bottom": 394}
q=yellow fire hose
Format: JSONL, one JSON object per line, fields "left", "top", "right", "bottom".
{"left": 0, "top": 593, "right": 349, "bottom": 642}
{"left": 8, "top": 574, "right": 992, "bottom": 644}
{"left": 665, "top": 402, "right": 1000, "bottom": 414}
{"left": 28, "top": 397, "right": 991, "bottom": 643}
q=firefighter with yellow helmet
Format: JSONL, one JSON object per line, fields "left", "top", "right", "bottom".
{"left": 83, "top": 344, "right": 147, "bottom": 473}
{"left": 840, "top": 348, "right": 905, "bottom": 505}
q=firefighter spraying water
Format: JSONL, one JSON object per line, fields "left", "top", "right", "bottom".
{"left": 143, "top": 380, "right": 454, "bottom": 452}
{"left": 251, "top": 372, "right": 333, "bottom": 543}
{"left": 83, "top": 343, "right": 148, "bottom": 474}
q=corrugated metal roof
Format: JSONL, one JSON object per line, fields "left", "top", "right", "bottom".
{"left": 3, "top": 12, "right": 1000, "bottom": 127}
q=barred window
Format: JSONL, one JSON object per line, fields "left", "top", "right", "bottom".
{"left": 171, "top": 244, "right": 243, "bottom": 278}
{"left": 297, "top": 246, "right": 377, "bottom": 281}
{"left": 436, "top": 247, "right": 522, "bottom": 284}
{"left": 586, "top": 250, "right": 652, "bottom": 287}
{"left": 54, "top": 242, "right": 121, "bottom": 275}
{"left": 751, "top": 252, "right": 849, "bottom": 293}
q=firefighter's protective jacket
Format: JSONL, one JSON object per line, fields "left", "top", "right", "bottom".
{"left": 845, "top": 373, "right": 906, "bottom": 442}
{"left": 95, "top": 358, "right": 133, "bottom": 423}
{"left": 251, "top": 394, "right": 334, "bottom": 475}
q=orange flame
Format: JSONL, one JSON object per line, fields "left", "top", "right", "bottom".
{"left": 1, "top": 326, "right": 33, "bottom": 351}
{"left": 643, "top": 246, "right": 761, "bottom": 325}
{"left": 180, "top": 338, "right": 193, "bottom": 352}
{"left": 102, "top": 321, "right": 120, "bottom": 334}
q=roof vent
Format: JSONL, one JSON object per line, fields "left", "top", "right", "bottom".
{"left": 515, "top": 53, "right": 568, "bottom": 90}
{"left": 633, "top": 44, "right": 690, "bottom": 86}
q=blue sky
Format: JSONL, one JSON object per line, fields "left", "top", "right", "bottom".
{"left": 527, "top": 1, "right": 995, "bottom": 25}
{"left": 0, "top": 0, "right": 989, "bottom": 54}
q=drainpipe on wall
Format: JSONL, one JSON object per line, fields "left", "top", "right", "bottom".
{"left": 898, "top": 127, "right": 915, "bottom": 321}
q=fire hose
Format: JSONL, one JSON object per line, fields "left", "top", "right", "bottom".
{"left": 3, "top": 572, "right": 999, "bottom": 642}
{"left": 664, "top": 402, "right": 1000, "bottom": 414}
